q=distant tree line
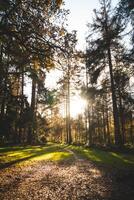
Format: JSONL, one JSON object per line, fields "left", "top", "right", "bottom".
{"left": 48, "top": 0, "right": 134, "bottom": 147}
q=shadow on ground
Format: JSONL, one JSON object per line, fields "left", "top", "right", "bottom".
{"left": 0, "top": 144, "right": 134, "bottom": 200}
{"left": 67, "top": 145, "right": 134, "bottom": 170}
{"left": 0, "top": 144, "right": 74, "bottom": 170}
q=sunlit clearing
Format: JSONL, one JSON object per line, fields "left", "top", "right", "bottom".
{"left": 31, "top": 152, "right": 72, "bottom": 162}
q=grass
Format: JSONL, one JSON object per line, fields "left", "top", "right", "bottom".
{"left": 67, "top": 145, "right": 134, "bottom": 169}
{"left": 0, "top": 144, "right": 73, "bottom": 169}
{"left": 0, "top": 143, "right": 134, "bottom": 170}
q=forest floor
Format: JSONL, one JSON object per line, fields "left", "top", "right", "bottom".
{"left": 0, "top": 143, "right": 134, "bottom": 200}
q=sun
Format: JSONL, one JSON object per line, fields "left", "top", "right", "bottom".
{"left": 70, "top": 95, "right": 87, "bottom": 118}
{"left": 59, "top": 94, "right": 87, "bottom": 118}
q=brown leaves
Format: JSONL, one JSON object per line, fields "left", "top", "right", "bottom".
{"left": 0, "top": 152, "right": 134, "bottom": 200}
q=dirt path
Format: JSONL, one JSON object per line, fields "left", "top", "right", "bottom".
{"left": 0, "top": 147, "right": 134, "bottom": 200}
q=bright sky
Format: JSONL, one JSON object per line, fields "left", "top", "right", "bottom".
{"left": 63, "top": 0, "right": 118, "bottom": 50}
{"left": 47, "top": 0, "right": 119, "bottom": 87}
{"left": 45, "top": 0, "right": 120, "bottom": 118}
{"left": 25, "top": 0, "right": 121, "bottom": 118}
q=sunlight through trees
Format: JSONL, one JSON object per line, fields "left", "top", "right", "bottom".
{"left": 0, "top": 0, "right": 133, "bottom": 146}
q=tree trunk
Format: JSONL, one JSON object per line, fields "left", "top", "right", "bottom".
{"left": 130, "top": 111, "right": 134, "bottom": 144}
{"left": 28, "top": 78, "right": 37, "bottom": 144}
{"left": 66, "top": 63, "right": 72, "bottom": 144}
{"left": 107, "top": 47, "right": 122, "bottom": 146}
{"left": 88, "top": 105, "right": 93, "bottom": 146}
{"left": 118, "top": 88, "right": 125, "bottom": 144}
{"left": 103, "top": 0, "right": 122, "bottom": 146}
{"left": 106, "top": 98, "right": 111, "bottom": 144}
{"left": 0, "top": 44, "right": 6, "bottom": 118}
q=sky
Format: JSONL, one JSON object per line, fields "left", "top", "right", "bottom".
{"left": 26, "top": 0, "right": 123, "bottom": 107}
{"left": 63, "top": 0, "right": 119, "bottom": 50}
{"left": 25, "top": 0, "right": 134, "bottom": 117}
{"left": 45, "top": 0, "right": 119, "bottom": 89}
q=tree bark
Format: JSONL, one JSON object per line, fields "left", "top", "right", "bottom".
{"left": 107, "top": 47, "right": 122, "bottom": 145}
{"left": 28, "top": 78, "right": 37, "bottom": 144}
{"left": 66, "top": 63, "right": 72, "bottom": 144}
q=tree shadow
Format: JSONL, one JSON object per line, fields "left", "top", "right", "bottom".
{"left": 69, "top": 146, "right": 134, "bottom": 170}
{"left": 69, "top": 146, "right": 134, "bottom": 200}
{"left": 0, "top": 144, "right": 134, "bottom": 200}
{"left": 0, "top": 144, "right": 73, "bottom": 170}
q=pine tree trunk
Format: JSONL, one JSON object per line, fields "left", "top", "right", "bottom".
{"left": 107, "top": 47, "right": 122, "bottom": 146}
{"left": 0, "top": 44, "right": 5, "bottom": 118}
{"left": 19, "top": 67, "right": 25, "bottom": 143}
{"left": 106, "top": 99, "right": 111, "bottom": 144}
{"left": 66, "top": 63, "right": 71, "bottom": 144}
{"left": 28, "top": 78, "right": 36, "bottom": 144}
{"left": 130, "top": 111, "right": 134, "bottom": 144}
{"left": 102, "top": 105, "right": 107, "bottom": 144}
{"left": 88, "top": 105, "right": 92, "bottom": 146}
{"left": 103, "top": 0, "right": 122, "bottom": 146}
{"left": 118, "top": 88, "right": 125, "bottom": 144}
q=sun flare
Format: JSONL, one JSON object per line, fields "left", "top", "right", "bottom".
{"left": 70, "top": 95, "right": 87, "bottom": 118}
{"left": 60, "top": 95, "right": 87, "bottom": 118}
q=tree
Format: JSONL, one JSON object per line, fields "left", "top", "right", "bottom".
{"left": 86, "top": 0, "right": 125, "bottom": 146}
{"left": 0, "top": 0, "right": 67, "bottom": 144}
{"left": 57, "top": 30, "right": 78, "bottom": 144}
{"left": 116, "top": 0, "right": 134, "bottom": 63}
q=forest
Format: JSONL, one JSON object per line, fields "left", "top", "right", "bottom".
{"left": 0, "top": 0, "right": 134, "bottom": 200}
{"left": 0, "top": 0, "right": 134, "bottom": 147}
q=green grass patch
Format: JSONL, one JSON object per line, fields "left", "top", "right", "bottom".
{"left": 0, "top": 144, "right": 73, "bottom": 168}
{"left": 67, "top": 145, "right": 134, "bottom": 169}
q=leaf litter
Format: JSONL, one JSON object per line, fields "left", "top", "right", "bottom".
{"left": 0, "top": 150, "right": 134, "bottom": 200}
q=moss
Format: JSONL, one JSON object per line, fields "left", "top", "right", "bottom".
{"left": 1, "top": 144, "right": 134, "bottom": 169}
{"left": 0, "top": 144, "right": 73, "bottom": 168}
{"left": 67, "top": 145, "right": 134, "bottom": 169}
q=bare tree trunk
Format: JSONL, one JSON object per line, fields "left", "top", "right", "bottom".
{"left": 106, "top": 99, "right": 111, "bottom": 144}
{"left": 1, "top": 51, "right": 9, "bottom": 126}
{"left": 102, "top": 105, "right": 107, "bottom": 145}
{"left": 103, "top": 0, "right": 122, "bottom": 146}
{"left": 88, "top": 105, "right": 93, "bottom": 146}
{"left": 130, "top": 111, "right": 134, "bottom": 144}
{"left": 0, "top": 45, "right": 6, "bottom": 118}
{"left": 28, "top": 78, "right": 37, "bottom": 144}
{"left": 107, "top": 47, "right": 122, "bottom": 146}
{"left": 97, "top": 114, "right": 101, "bottom": 144}
{"left": 118, "top": 88, "right": 125, "bottom": 144}
{"left": 18, "top": 66, "right": 25, "bottom": 143}
{"left": 66, "top": 63, "right": 72, "bottom": 144}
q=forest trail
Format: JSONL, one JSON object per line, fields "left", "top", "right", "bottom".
{"left": 0, "top": 145, "right": 134, "bottom": 200}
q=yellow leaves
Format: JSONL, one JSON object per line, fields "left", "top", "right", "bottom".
{"left": 45, "top": 57, "right": 55, "bottom": 69}
{"left": 32, "top": 56, "right": 54, "bottom": 72}
{"left": 59, "top": 28, "right": 65, "bottom": 36}
{"left": 46, "top": 0, "right": 63, "bottom": 8}
{"left": 56, "top": 0, "right": 63, "bottom": 7}
{"left": 10, "top": 76, "right": 21, "bottom": 96}
{"left": 34, "top": 59, "right": 40, "bottom": 71}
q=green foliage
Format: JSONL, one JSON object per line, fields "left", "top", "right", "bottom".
{"left": 67, "top": 145, "right": 134, "bottom": 169}
{"left": 0, "top": 144, "right": 73, "bottom": 168}
{"left": 0, "top": 0, "right": 10, "bottom": 11}
{"left": 0, "top": 0, "right": 68, "bottom": 144}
